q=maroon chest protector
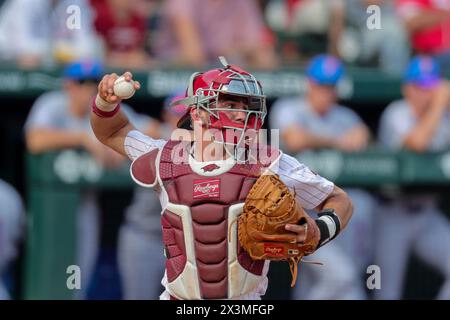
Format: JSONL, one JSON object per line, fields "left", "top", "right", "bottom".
{"left": 159, "top": 140, "right": 276, "bottom": 299}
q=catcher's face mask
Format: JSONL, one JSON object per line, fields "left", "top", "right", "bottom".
{"left": 172, "top": 57, "right": 267, "bottom": 156}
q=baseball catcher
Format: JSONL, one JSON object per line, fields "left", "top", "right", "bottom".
{"left": 91, "top": 57, "right": 353, "bottom": 300}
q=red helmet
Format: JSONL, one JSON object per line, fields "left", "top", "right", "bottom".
{"left": 173, "top": 57, "right": 267, "bottom": 138}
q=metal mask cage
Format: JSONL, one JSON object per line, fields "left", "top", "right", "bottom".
{"left": 195, "top": 93, "right": 266, "bottom": 150}
{"left": 172, "top": 59, "right": 267, "bottom": 157}
{"left": 197, "top": 68, "right": 266, "bottom": 151}
{"left": 195, "top": 69, "right": 266, "bottom": 124}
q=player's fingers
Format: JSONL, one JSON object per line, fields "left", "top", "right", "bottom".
{"left": 254, "top": 232, "right": 297, "bottom": 243}
{"left": 134, "top": 81, "right": 141, "bottom": 90}
{"left": 107, "top": 73, "right": 118, "bottom": 94}
{"left": 99, "top": 75, "right": 108, "bottom": 97}
{"left": 123, "top": 71, "right": 133, "bottom": 81}
{"left": 102, "top": 75, "right": 111, "bottom": 95}
{"left": 284, "top": 223, "right": 303, "bottom": 233}
{"left": 99, "top": 75, "right": 105, "bottom": 90}
{"left": 285, "top": 224, "right": 307, "bottom": 242}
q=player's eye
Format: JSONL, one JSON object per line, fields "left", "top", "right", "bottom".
{"left": 220, "top": 103, "right": 235, "bottom": 109}
{"left": 230, "top": 103, "right": 247, "bottom": 110}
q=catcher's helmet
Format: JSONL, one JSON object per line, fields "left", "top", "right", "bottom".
{"left": 172, "top": 57, "right": 266, "bottom": 147}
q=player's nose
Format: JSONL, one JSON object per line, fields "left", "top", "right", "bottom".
{"left": 232, "top": 110, "right": 246, "bottom": 123}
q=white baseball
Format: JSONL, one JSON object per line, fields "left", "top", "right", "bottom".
{"left": 113, "top": 75, "right": 136, "bottom": 99}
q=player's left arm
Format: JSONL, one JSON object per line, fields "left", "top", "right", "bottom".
{"left": 313, "top": 185, "right": 353, "bottom": 231}
{"left": 278, "top": 153, "right": 353, "bottom": 246}
{"left": 285, "top": 184, "right": 353, "bottom": 248}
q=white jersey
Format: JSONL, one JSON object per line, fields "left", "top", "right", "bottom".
{"left": 124, "top": 130, "right": 335, "bottom": 300}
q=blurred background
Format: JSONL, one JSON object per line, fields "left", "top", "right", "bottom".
{"left": 0, "top": 0, "right": 449, "bottom": 300}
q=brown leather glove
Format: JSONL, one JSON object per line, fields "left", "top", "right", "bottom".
{"left": 238, "top": 173, "right": 321, "bottom": 287}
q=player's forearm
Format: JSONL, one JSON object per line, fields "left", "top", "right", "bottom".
{"left": 404, "top": 94, "right": 449, "bottom": 152}
{"left": 90, "top": 108, "right": 133, "bottom": 157}
{"left": 315, "top": 186, "right": 353, "bottom": 230}
{"left": 352, "top": 125, "right": 370, "bottom": 145}
{"left": 26, "top": 129, "right": 85, "bottom": 154}
{"left": 404, "top": 111, "right": 444, "bottom": 152}
{"left": 339, "top": 125, "right": 371, "bottom": 151}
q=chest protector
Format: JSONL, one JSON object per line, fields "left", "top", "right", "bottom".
{"left": 131, "top": 140, "right": 280, "bottom": 299}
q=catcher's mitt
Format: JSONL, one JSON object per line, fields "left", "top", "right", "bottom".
{"left": 238, "top": 173, "right": 321, "bottom": 287}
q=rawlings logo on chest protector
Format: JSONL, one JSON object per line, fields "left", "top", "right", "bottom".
{"left": 193, "top": 179, "right": 220, "bottom": 199}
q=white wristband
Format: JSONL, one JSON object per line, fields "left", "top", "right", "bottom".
{"left": 95, "top": 94, "right": 117, "bottom": 112}
{"left": 318, "top": 215, "right": 337, "bottom": 242}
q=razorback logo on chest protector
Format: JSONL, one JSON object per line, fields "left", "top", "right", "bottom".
{"left": 130, "top": 140, "right": 280, "bottom": 300}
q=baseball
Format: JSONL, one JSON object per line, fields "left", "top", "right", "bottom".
{"left": 113, "top": 75, "right": 136, "bottom": 99}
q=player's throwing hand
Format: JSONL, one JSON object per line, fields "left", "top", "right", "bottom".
{"left": 97, "top": 72, "right": 141, "bottom": 105}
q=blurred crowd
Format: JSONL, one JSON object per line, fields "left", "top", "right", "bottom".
{"left": 0, "top": 0, "right": 449, "bottom": 73}
{"left": 0, "top": 0, "right": 449, "bottom": 300}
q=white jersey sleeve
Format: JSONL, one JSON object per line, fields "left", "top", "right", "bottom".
{"left": 275, "top": 153, "right": 334, "bottom": 210}
{"left": 124, "top": 130, "right": 167, "bottom": 161}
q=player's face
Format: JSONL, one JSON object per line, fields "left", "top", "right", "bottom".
{"left": 195, "top": 96, "right": 249, "bottom": 126}
{"left": 308, "top": 81, "right": 337, "bottom": 114}
{"left": 215, "top": 97, "right": 248, "bottom": 124}
{"left": 403, "top": 84, "right": 434, "bottom": 115}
